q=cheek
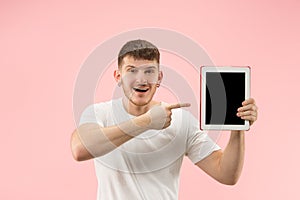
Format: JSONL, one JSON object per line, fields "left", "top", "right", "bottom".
{"left": 122, "top": 75, "right": 135, "bottom": 87}
{"left": 122, "top": 75, "right": 136, "bottom": 86}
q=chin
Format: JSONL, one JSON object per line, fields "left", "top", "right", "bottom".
{"left": 123, "top": 89, "right": 155, "bottom": 107}
{"left": 130, "top": 99, "right": 150, "bottom": 107}
{"left": 128, "top": 96, "right": 153, "bottom": 107}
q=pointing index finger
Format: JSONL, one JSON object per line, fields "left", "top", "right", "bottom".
{"left": 168, "top": 103, "right": 191, "bottom": 110}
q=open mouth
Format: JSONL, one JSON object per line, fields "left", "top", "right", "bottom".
{"left": 133, "top": 88, "right": 149, "bottom": 93}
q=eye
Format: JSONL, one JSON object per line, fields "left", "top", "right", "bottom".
{"left": 128, "top": 68, "right": 138, "bottom": 73}
{"left": 144, "top": 69, "right": 155, "bottom": 74}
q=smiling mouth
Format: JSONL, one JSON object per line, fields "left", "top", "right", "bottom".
{"left": 133, "top": 88, "right": 149, "bottom": 93}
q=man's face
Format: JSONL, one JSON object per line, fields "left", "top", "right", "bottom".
{"left": 115, "top": 56, "right": 162, "bottom": 107}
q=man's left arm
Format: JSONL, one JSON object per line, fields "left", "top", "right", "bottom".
{"left": 196, "top": 98, "right": 258, "bottom": 185}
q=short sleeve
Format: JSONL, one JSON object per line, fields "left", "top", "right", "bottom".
{"left": 79, "top": 104, "right": 106, "bottom": 127}
{"left": 185, "top": 113, "right": 221, "bottom": 164}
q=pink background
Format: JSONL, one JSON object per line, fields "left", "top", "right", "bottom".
{"left": 1, "top": 0, "right": 300, "bottom": 199}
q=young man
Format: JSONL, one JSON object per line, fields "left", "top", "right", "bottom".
{"left": 71, "top": 39, "right": 258, "bottom": 200}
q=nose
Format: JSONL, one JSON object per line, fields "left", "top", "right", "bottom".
{"left": 135, "top": 70, "right": 148, "bottom": 84}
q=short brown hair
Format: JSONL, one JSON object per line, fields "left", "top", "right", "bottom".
{"left": 118, "top": 39, "right": 160, "bottom": 67}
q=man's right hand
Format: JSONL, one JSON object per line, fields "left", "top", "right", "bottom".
{"left": 145, "top": 103, "right": 191, "bottom": 130}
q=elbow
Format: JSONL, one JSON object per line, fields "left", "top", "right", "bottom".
{"left": 72, "top": 151, "right": 82, "bottom": 162}
{"left": 222, "top": 179, "right": 239, "bottom": 186}
{"left": 218, "top": 175, "right": 240, "bottom": 186}
{"left": 70, "top": 130, "right": 93, "bottom": 162}
{"left": 71, "top": 141, "right": 95, "bottom": 161}
{"left": 72, "top": 145, "right": 105, "bottom": 161}
{"left": 71, "top": 145, "right": 87, "bottom": 162}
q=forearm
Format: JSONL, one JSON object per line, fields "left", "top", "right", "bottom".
{"left": 197, "top": 98, "right": 257, "bottom": 185}
{"left": 71, "top": 115, "right": 150, "bottom": 161}
{"left": 219, "top": 130, "right": 245, "bottom": 184}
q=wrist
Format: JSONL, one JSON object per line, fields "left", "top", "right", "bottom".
{"left": 231, "top": 130, "right": 245, "bottom": 134}
{"left": 118, "top": 115, "right": 149, "bottom": 137}
{"left": 133, "top": 114, "right": 151, "bottom": 128}
{"left": 230, "top": 130, "right": 245, "bottom": 141}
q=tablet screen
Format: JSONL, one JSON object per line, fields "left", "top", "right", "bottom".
{"left": 206, "top": 72, "right": 245, "bottom": 125}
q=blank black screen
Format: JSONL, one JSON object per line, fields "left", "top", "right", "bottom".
{"left": 206, "top": 72, "right": 245, "bottom": 125}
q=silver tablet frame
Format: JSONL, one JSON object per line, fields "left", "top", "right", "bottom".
{"left": 200, "top": 66, "right": 251, "bottom": 130}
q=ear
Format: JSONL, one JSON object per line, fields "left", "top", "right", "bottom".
{"left": 114, "top": 69, "right": 121, "bottom": 84}
{"left": 157, "top": 71, "right": 163, "bottom": 84}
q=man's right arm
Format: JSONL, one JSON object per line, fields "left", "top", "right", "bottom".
{"left": 70, "top": 102, "right": 190, "bottom": 162}
{"left": 70, "top": 114, "right": 151, "bottom": 161}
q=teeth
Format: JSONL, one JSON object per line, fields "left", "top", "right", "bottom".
{"left": 133, "top": 88, "right": 149, "bottom": 92}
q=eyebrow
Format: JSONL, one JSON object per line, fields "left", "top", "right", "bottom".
{"left": 145, "top": 66, "right": 157, "bottom": 69}
{"left": 122, "top": 65, "right": 135, "bottom": 70}
{"left": 124, "top": 65, "right": 158, "bottom": 69}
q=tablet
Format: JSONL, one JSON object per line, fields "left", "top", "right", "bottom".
{"left": 200, "top": 66, "right": 251, "bottom": 130}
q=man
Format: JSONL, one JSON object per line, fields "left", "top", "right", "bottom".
{"left": 71, "top": 39, "right": 258, "bottom": 199}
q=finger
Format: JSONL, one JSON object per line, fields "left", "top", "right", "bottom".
{"left": 237, "top": 104, "right": 258, "bottom": 112}
{"left": 237, "top": 110, "right": 257, "bottom": 117}
{"left": 242, "top": 98, "right": 255, "bottom": 106}
{"left": 163, "top": 121, "right": 171, "bottom": 129}
{"left": 240, "top": 115, "right": 257, "bottom": 124}
{"left": 168, "top": 103, "right": 191, "bottom": 110}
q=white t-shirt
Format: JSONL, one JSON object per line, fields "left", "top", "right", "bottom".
{"left": 79, "top": 98, "right": 220, "bottom": 200}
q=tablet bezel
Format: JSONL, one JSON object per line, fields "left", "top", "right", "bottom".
{"left": 200, "top": 66, "right": 251, "bottom": 130}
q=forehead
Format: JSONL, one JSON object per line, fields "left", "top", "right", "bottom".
{"left": 120, "top": 56, "right": 158, "bottom": 69}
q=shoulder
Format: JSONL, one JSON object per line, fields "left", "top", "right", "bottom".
{"left": 84, "top": 98, "right": 121, "bottom": 112}
{"left": 79, "top": 99, "right": 121, "bottom": 125}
